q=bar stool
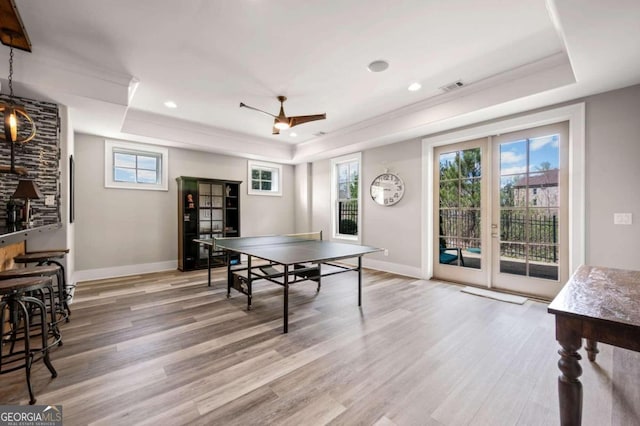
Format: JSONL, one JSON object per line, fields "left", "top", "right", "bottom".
{"left": 13, "top": 249, "right": 71, "bottom": 320}
{"left": 0, "top": 266, "right": 65, "bottom": 344}
{"left": 1, "top": 276, "right": 58, "bottom": 405}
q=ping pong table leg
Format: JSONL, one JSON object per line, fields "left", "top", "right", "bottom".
{"left": 283, "top": 264, "right": 289, "bottom": 333}
{"left": 358, "top": 256, "right": 362, "bottom": 306}
{"left": 207, "top": 244, "right": 212, "bottom": 287}
{"left": 247, "top": 256, "right": 252, "bottom": 310}
{"left": 317, "top": 263, "right": 321, "bottom": 292}
{"left": 226, "top": 251, "right": 231, "bottom": 296}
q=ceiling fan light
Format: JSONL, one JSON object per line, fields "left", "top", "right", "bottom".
{"left": 274, "top": 121, "right": 290, "bottom": 130}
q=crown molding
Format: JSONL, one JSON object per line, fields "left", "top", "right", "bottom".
{"left": 121, "top": 109, "right": 294, "bottom": 162}
{"left": 293, "top": 52, "right": 575, "bottom": 163}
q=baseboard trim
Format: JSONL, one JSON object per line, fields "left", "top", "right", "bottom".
{"left": 74, "top": 260, "right": 178, "bottom": 283}
{"left": 72, "top": 258, "right": 421, "bottom": 284}
{"left": 362, "top": 258, "right": 423, "bottom": 279}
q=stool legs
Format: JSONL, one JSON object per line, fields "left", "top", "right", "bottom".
{"left": 23, "top": 295, "right": 57, "bottom": 404}
{"left": 1, "top": 294, "right": 58, "bottom": 405}
{"left": 39, "top": 260, "right": 71, "bottom": 321}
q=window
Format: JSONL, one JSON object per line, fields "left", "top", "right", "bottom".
{"left": 248, "top": 160, "right": 282, "bottom": 196}
{"left": 105, "top": 140, "right": 168, "bottom": 191}
{"left": 331, "top": 152, "right": 361, "bottom": 241}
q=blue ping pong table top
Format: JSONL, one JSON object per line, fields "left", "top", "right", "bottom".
{"left": 206, "top": 235, "right": 381, "bottom": 265}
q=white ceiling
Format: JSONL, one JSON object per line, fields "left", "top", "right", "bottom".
{"left": 3, "top": 0, "right": 640, "bottom": 163}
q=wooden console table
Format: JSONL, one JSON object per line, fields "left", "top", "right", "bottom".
{"left": 548, "top": 265, "right": 640, "bottom": 426}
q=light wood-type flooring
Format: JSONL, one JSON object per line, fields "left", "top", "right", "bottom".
{"left": 1, "top": 267, "right": 639, "bottom": 425}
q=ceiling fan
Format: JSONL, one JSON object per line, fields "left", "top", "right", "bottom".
{"left": 239, "top": 96, "right": 326, "bottom": 135}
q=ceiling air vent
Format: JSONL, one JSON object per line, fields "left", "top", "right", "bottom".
{"left": 440, "top": 79, "right": 464, "bottom": 92}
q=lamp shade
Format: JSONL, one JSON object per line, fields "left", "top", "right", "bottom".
{"left": 12, "top": 179, "right": 43, "bottom": 199}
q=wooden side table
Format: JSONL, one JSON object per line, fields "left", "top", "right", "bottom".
{"left": 548, "top": 265, "right": 640, "bottom": 425}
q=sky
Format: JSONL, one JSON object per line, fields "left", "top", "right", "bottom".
{"left": 438, "top": 133, "right": 560, "bottom": 177}
{"left": 500, "top": 134, "right": 559, "bottom": 176}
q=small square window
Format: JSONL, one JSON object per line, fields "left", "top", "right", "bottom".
{"left": 248, "top": 160, "right": 282, "bottom": 196}
{"left": 105, "top": 140, "right": 168, "bottom": 191}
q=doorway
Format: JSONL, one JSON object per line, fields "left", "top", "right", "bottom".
{"left": 432, "top": 122, "right": 569, "bottom": 299}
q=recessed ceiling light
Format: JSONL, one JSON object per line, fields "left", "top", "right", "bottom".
{"left": 408, "top": 82, "right": 422, "bottom": 92}
{"left": 289, "top": 132, "right": 297, "bottom": 137}
{"left": 367, "top": 60, "right": 389, "bottom": 73}
{"left": 164, "top": 100, "right": 177, "bottom": 108}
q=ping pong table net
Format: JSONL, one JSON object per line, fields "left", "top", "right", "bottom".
{"left": 284, "top": 231, "right": 323, "bottom": 241}
{"left": 212, "top": 231, "right": 323, "bottom": 250}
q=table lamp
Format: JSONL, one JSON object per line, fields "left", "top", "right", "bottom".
{"left": 11, "top": 179, "right": 42, "bottom": 225}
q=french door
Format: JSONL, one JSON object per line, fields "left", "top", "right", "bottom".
{"left": 433, "top": 138, "right": 489, "bottom": 287}
{"left": 433, "top": 122, "right": 569, "bottom": 299}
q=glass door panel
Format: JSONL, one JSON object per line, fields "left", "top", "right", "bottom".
{"left": 438, "top": 147, "right": 482, "bottom": 269}
{"left": 491, "top": 122, "right": 568, "bottom": 298}
{"left": 497, "top": 135, "right": 559, "bottom": 279}
{"left": 433, "top": 139, "right": 488, "bottom": 287}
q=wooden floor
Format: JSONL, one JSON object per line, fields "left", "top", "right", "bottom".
{"left": 1, "top": 267, "right": 639, "bottom": 425}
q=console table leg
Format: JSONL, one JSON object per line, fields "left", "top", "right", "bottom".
{"left": 585, "top": 339, "right": 599, "bottom": 362}
{"left": 556, "top": 318, "right": 583, "bottom": 426}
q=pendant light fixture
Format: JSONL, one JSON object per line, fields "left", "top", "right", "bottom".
{"left": 0, "top": 29, "right": 36, "bottom": 145}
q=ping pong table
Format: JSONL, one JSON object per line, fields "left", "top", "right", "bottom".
{"left": 195, "top": 232, "right": 381, "bottom": 333}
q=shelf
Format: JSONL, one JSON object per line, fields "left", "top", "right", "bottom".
{"left": 178, "top": 176, "right": 241, "bottom": 271}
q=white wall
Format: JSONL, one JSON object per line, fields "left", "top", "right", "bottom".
{"left": 294, "top": 163, "right": 312, "bottom": 233}
{"left": 74, "top": 134, "right": 295, "bottom": 279}
{"left": 310, "top": 158, "right": 332, "bottom": 241}
{"left": 310, "top": 139, "right": 423, "bottom": 277}
{"left": 360, "top": 139, "right": 422, "bottom": 276}
{"left": 585, "top": 85, "right": 640, "bottom": 269}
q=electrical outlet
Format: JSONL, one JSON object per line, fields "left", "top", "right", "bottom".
{"left": 45, "top": 195, "right": 56, "bottom": 206}
{"left": 613, "top": 213, "right": 632, "bottom": 225}
{"left": 383, "top": 249, "right": 389, "bottom": 256}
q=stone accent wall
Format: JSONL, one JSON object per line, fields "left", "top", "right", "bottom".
{"left": 0, "top": 94, "right": 60, "bottom": 223}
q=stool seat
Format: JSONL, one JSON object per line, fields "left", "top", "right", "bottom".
{"left": 0, "top": 276, "right": 53, "bottom": 293}
{"left": 14, "top": 251, "right": 67, "bottom": 263}
{"left": 12, "top": 250, "right": 72, "bottom": 321}
{"left": 0, "top": 265, "right": 69, "bottom": 324}
{"left": 0, "top": 272, "right": 63, "bottom": 343}
{"left": 0, "top": 265, "right": 60, "bottom": 279}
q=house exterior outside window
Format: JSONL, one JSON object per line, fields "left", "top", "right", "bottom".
{"left": 331, "top": 153, "right": 361, "bottom": 241}
{"left": 248, "top": 160, "right": 282, "bottom": 196}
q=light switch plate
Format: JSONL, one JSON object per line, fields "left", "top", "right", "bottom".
{"left": 45, "top": 195, "right": 56, "bottom": 206}
{"left": 613, "top": 213, "right": 632, "bottom": 225}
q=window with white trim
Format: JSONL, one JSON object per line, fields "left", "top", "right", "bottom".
{"left": 331, "top": 152, "right": 361, "bottom": 241}
{"left": 248, "top": 160, "right": 282, "bottom": 196}
{"left": 105, "top": 140, "right": 169, "bottom": 191}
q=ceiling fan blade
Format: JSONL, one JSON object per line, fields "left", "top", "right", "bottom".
{"left": 289, "top": 113, "right": 327, "bottom": 128}
{"left": 239, "top": 102, "right": 277, "bottom": 118}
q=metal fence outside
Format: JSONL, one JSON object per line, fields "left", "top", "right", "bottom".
{"left": 338, "top": 200, "right": 358, "bottom": 235}
{"left": 439, "top": 209, "right": 558, "bottom": 263}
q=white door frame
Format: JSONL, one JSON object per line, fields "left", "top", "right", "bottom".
{"left": 421, "top": 103, "right": 585, "bottom": 292}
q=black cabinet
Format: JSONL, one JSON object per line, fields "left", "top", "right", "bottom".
{"left": 177, "top": 176, "right": 241, "bottom": 271}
